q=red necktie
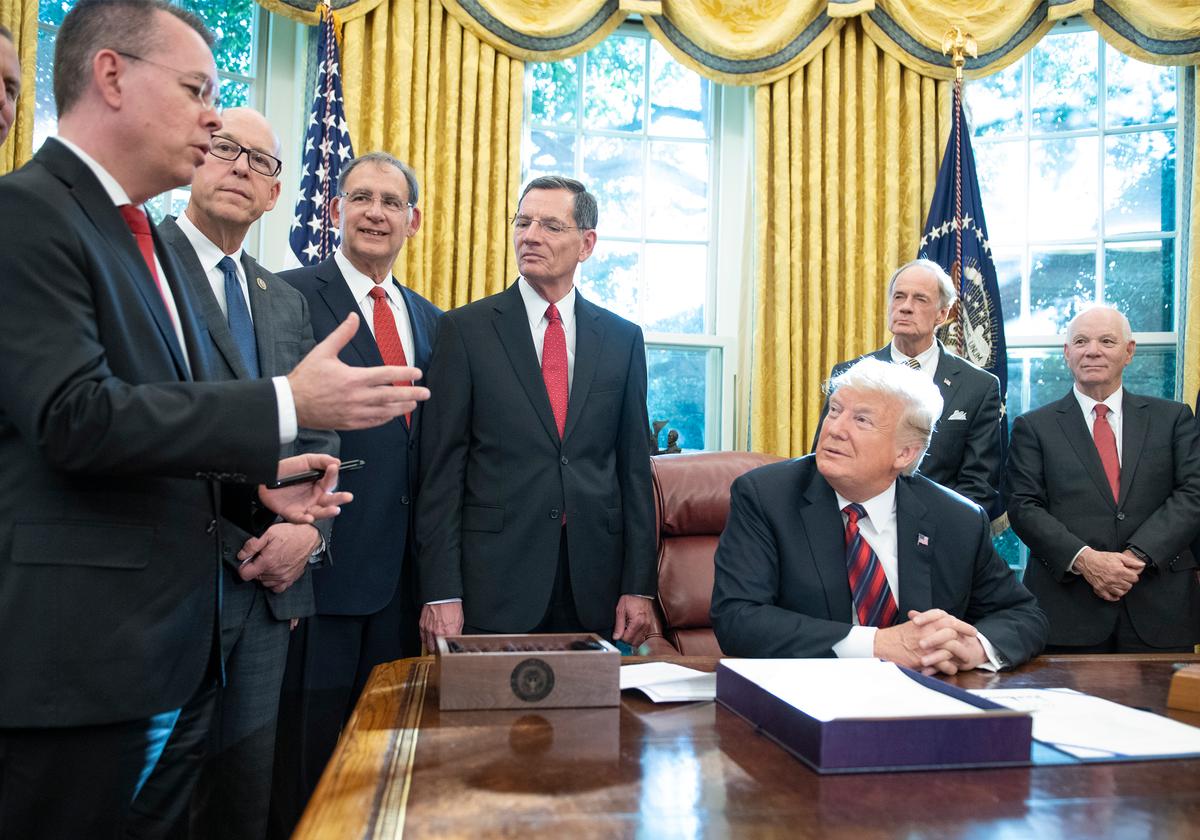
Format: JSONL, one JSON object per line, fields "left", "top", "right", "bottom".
{"left": 1093, "top": 404, "right": 1120, "bottom": 501}
{"left": 542, "top": 303, "right": 568, "bottom": 439}
{"left": 368, "top": 285, "right": 412, "bottom": 427}
{"left": 118, "top": 204, "right": 173, "bottom": 321}
{"left": 843, "top": 503, "right": 899, "bottom": 628}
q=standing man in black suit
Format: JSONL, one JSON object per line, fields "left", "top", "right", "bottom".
{"left": 129, "top": 108, "right": 337, "bottom": 840}
{"left": 814, "top": 259, "right": 1004, "bottom": 514}
{"left": 1007, "top": 305, "right": 1200, "bottom": 653}
{"left": 416, "top": 175, "right": 656, "bottom": 650}
{"left": 271, "top": 152, "right": 441, "bottom": 838}
{"left": 0, "top": 24, "right": 20, "bottom": 148}
{"left": 0, "top": 3, "right": 427, "bottom": 837}
{"left": 714, "top": 358, "right": 1045, "bottom": 669}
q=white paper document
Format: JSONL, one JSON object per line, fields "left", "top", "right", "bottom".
{"left": 720, "top": 659, "right": 984, "bottom": 721}
{"left": 620, "top": 662, "right": 716, "bottom": 703}
{"left": 971, "top": 687, "right": 1200, "bottom": 759}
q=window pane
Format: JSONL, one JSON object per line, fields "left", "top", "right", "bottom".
{"left": 219, "top": 77, "right": 250, "bottom": 109}
{"left": 647, "top": 345, "right": 716, "bottom": 451}
{"left": 526, "top": 130, "right": 577, "bottom": 181}
{"left": 993, "top": 249, "right": 1023, "bottom": 329}
{"left": 1023, "top": 347, "right": 1072, "bottom": 412}
{"left": 644, "top": 243, "right": 705, "bottom": 334}
{"left": 33, "top": 28, "right": 56, "bottom": 152}
{"left": 1104, "top": 240, "right": 1174, "bottom": 332}
{"left": 1122, "top": 344, "right": 1176, "bottom": 400}
{"left": 1029, "top": 247, "right": 1095, "bottom": 333}
{"left": 1106, "top": 48, "right": 1175, "bottom": 128}
{"left": 1031, "top": 31, "right": 1098, "bottom": 133}
{"left": 1029, "top": 136, "right": 1099, "bottom": 240}
{"left": 583, "top": 36, "right": 645, "bottom": 133}
{"left": 1104, "top": 130, "right": 1175, "bottom": 235}
{"left": 582, "top": 135, "right": 642, "bottom": 238}
{"left": 180, "top": 0, "right": 256, "bottom": 77}
{"left": 144, "top": 188, "right": 190, "bottom": 224}
{"left": 646, "top": 141, "right": 708, "bottom": 240}
{"left": 528, "top": 58, "right": 578, "bottom": 127}
{"left": 974, "top": 139, "right": 1025, "bottom": 247}
{"left": 649, "top": 40, "right": 709, "bottom": 139}
{"left": 579, "top": 241, "right": 640, "bottom": 324}
{"left": 38, "top": 0, "right": 75, "bottom": 26}
{"left": 968, "top": 61, "right": 1023, "bottom": 138}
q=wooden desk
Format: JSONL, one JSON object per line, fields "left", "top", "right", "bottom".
{"left": 295, "top": 655, "right": 1200, "bottom": 839}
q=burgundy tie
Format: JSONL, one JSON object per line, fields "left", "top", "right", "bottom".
{"left": 118, "top": 204, "right": 173, "bottom": 321}
{"left": 368, "top": 285, "right": 412, "bottom": 427}
{"left": 542, "top": 303, "right": 568, "bottom": 438}
{"left": 843, "top": 503, "right": 899, "bottom": 628}
{"left": 1093, "top": 404, "right": 1120, "bottom": 501}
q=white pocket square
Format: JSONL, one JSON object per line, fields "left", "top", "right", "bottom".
{"left": 948, "top": 410, "right": 968, "bottom": 421}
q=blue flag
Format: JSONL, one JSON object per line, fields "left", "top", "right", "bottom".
{"left": 289, "top": 5, "right": 354, "bottom": 266}
{"left": 919, "top": 82, "right": 1008, "bottom": 521}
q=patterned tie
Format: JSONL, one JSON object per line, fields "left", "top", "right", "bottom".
{"left": 118, "top": 204, "right": 173, "bottom": 321}
{"left": 1093, "top": 404, "right": 1120, "bottom": 501}
{"left": 904, "top": 357, "right": 922, "bottom": 371}
{"left": 368, "top": 285, "right": 412, "bottom": 426}
{"left": 843, "top": 503, "right": 899, "bottom": 628}
{"left": 217, "top": 256, "right": 260, "bottom": 378}
{"left": 542, "top": 303, "right": 569, "bottom": 438}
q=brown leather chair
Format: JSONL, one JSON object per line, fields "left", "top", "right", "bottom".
{"left": 641, "top": 451, "right": 785, "bottom": 655}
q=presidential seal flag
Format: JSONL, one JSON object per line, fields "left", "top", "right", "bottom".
{"left": 289, "top": 2, "right": 354, "bottom": 266}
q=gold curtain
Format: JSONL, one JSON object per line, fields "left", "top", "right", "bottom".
{"left": 751, "top": 19, "right": 949, "bottom": 456}
{"left": 1185, "top": 74, "right": 1200, "bottom": 409}
{"left": 339, "top": 0, "right": 523, "bottom": 310}
{"left": 0, "top": 0, "right": 36, "bottom": 175}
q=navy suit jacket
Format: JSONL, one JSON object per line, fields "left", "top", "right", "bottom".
{"left": 711, "top": 456, "right": 1046, "bottom": 667}
{"left": 281, "top": 257, "right": 441, "bottom": 615}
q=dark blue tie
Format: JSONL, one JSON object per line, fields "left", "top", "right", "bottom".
{"left": 218, "top": 256, "right": 260, "bottom": 378}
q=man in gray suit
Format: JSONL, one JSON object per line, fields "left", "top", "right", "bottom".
{"left": 129, "top": 107, "right": 336, "bottom": 840}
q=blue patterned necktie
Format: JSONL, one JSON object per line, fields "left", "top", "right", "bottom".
{"left": 218, "top": 256, "right": 260, "bottom": 378}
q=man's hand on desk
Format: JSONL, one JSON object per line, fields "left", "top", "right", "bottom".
{"left": 236, "top": 523, "right": 321, "bottom": 593}
{"left": 288, "top": 313, "right": 430, "bottom": 430}
{"left": 259, "top": 454, "right": 352, "bottom": 524}
{"left": 874, "top": 609, "right": 986, "bottom": 676}
{"left": 420, "top": 601, "right": 465, "bottom": 652}
{"left": 613, "top": 595, "right": 653, "bottom": 648}
{"left": 1076, "top": 547, "right": 1142, "bottom": 601}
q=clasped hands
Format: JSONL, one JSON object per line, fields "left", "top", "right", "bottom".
{"left": 873, "top": 609, "right": 988, "bottom": 676}
{"left": 1075, "top": 547, "right": 1144, "bottom": 602}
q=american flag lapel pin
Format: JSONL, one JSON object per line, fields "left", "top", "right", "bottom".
{"left": 942, "top": 378, "right": 952, "bottom": 387}
{"left": 917, "top": 533, "right": 930, "bottom": 547}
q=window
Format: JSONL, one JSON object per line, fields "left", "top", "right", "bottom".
{"left": 522, "top": 24, "right": 746, "bottom": 451}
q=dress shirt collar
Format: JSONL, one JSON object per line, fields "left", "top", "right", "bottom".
{"left": 1073, "top": 384, "right": 1123, "bottom": 421}
{"left": 174, "top": 211, "right": 245, "bottom": 272}
{"left": 834, "top": 480, "right": 897, "bottom": 526}
{"left": 518, "top": 276, "right": 576, "bottom": 333}
{"left": 889, "top": 338, "right": 940, "bottom": 372}
{"left": 335, "top": 249, "right": 405, "bottom": 310}
{"left": 51, "top": 136, "right": 131, "bottom": 207}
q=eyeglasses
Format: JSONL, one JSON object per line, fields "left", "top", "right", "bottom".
{"left": 510, "top": 215, "right": 584, "bottom": 235}
{"left": 116, "top": 50, "right": 220, "bottom": 111}
{"left": 208, "top": 135, "right": 282, "bottom": 177}
{"left": 339, "top": 190, "right": 413, "bottom": 214}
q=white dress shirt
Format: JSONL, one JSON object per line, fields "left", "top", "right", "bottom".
{"left": 335, "top": 250, "right": 416, "bottom": 368}
{"left": 517, "top": 277, "right": 576, "bottom": 391}
{"left": 830, "top": 482, "right": 1001, "bottom": 670}
{"left": 889, "top": 339, "right": 940, "bottom": 380}
{"left": 174, "top": 211, "right": 252, "bottom": 322}
{"left": 1072, "top": 385, "right": 1124, "bottom": 464}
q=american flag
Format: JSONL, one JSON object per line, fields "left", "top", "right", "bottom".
{"left": 289, "top": 4, "right": 354, "bottom": 266}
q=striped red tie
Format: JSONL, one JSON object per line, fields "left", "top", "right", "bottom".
{"left": 843, "top": 503, "right": 899, "bottom": 628}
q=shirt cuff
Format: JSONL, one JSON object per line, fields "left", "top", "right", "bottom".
{"left": 831, "top": 625, "right": 877, "bottom": 659}
{"left": 273, "top": 375, "right": 298, "bottom": 445}
{"left": 1067, "top": 545, "right": 1087, "bottom": 574}
{"left": 975, "top": 631, "right": 1004, "bottom": 671}
{"left": 427, "top": 598, "right": 463, "bottom": 605}
{"left": 307, "top": 530, "right": 327, "bottom": 566}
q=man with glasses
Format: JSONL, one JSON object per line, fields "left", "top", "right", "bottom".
{"left": 0, "top": 3, "right": 428, "bottom": 837}
{"left": 416, "top": 175, "right": 656, "bottom": 652}
{"left": 127, "top": 107, "right": 337, "bottom": 840}
{"left": 271, "top": 151, "right": 441, "bottom": 838}
{"left": 0, "top": 25, "right": 21, "bottom": 148}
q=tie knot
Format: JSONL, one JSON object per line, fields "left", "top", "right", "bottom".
{"left": 368, "top": 285, "right": 388, "bottom": 301}
{"left": 904, "top": 357, "right": 921, "bottom": 371}
{"left": 545, "top": 303, "right": 561, "bottom": 323}
{"left": 217, "top": 255, "right": 238, "bottom": 277}
{"left": 1094, "top": 404, "right": 1110, "bottom": 419}
{"left": 842, "top": 503, "right": 867, "bottom": 524}
{"left": 118, "top": 204, "right": 150, "bottom": 236}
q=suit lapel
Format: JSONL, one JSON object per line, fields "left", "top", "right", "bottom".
{"left": 1117, "top": 391, "right": 1149, "bottom": 504}
{"left": 155, "top": 229, "right": 206, "bottom": 382}
{"left": 932, "top": 341, "right": 961, "bottom": 415}
{"left": 243, "top": 254, "right": 276, "bottom": 377}
{"left": 895, "top": 478, "right": 935, "bottom": 616}
{"left": 492, "top": 282, "right": 560, "bottom": 445}
{"left": 799, "top": 471, "right": 854, "bottom": 622}
{"left": 564, "top": 292, "right": 604, "bottom": 443}
{"left": 313, "top": 259, "right": 383, "bottom": 368}
{"left": 1053, "top": 390, "right": 1117, "bottom": 509}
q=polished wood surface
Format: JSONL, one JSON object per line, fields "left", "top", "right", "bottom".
{"left": 294, "top": 654, "right": 1200, "bottom": 839}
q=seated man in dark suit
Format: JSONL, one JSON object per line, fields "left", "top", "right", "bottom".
{"left": 1007, "top": 305, "right": 1200, "bottom": 653}
{"left": 713, "top": 358, "right": 1045, "bottom": 672}
{"left": 813, "top": 259, "right": 1004, "bottom": 516}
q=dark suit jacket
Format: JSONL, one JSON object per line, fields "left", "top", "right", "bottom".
{"left": 0, "top": 139, "right": 279, "bottom": 728}
{"left": 159, "top": 215, "right": 339, "bottom": 623}
{"left": 1006, "top": 389, "right": 1200, "bottom": 647}
{"left": 711, "top": 456, "right": 1046, "bottom": 667}
{"left": 416, "top": 281, "right": 656, "bottom": 633}
{"left": 814, "top": 340, "right": 1003, "bottom": 513}
{"left": 281, "top": 257, "right": 440, "bottom": 616}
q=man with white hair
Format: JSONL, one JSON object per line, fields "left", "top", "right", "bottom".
{"left": 1007, "top": 304, "right": 1200, "bottom": 653}
{"left": 713, "top": 357, "right": 1045, "bottom": 671}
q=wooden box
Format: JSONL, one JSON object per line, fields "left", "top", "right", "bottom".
{"left": 1167, "top": 665, "right": 1200, "bottom": 712}
{"left": 435, "top": 633, "right": 620, "bottom": 711}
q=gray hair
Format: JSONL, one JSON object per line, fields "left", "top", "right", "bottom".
{"left": 824, "top": 357, "right": 944, "bottom": 476}
{"left": 888, "top": 258, "right": 956, "bottom": 310}
{"left": 519, "top": 175, "right": 598, "bottom": 231}
{"left": 1066, "top": 304, "right": 1133, "bottom": 343}
{"left": 55, "top": 0, "right": 213, "bottom": 117}
{"left": 337, "top": 151, "right": 420, "bottom": 205}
